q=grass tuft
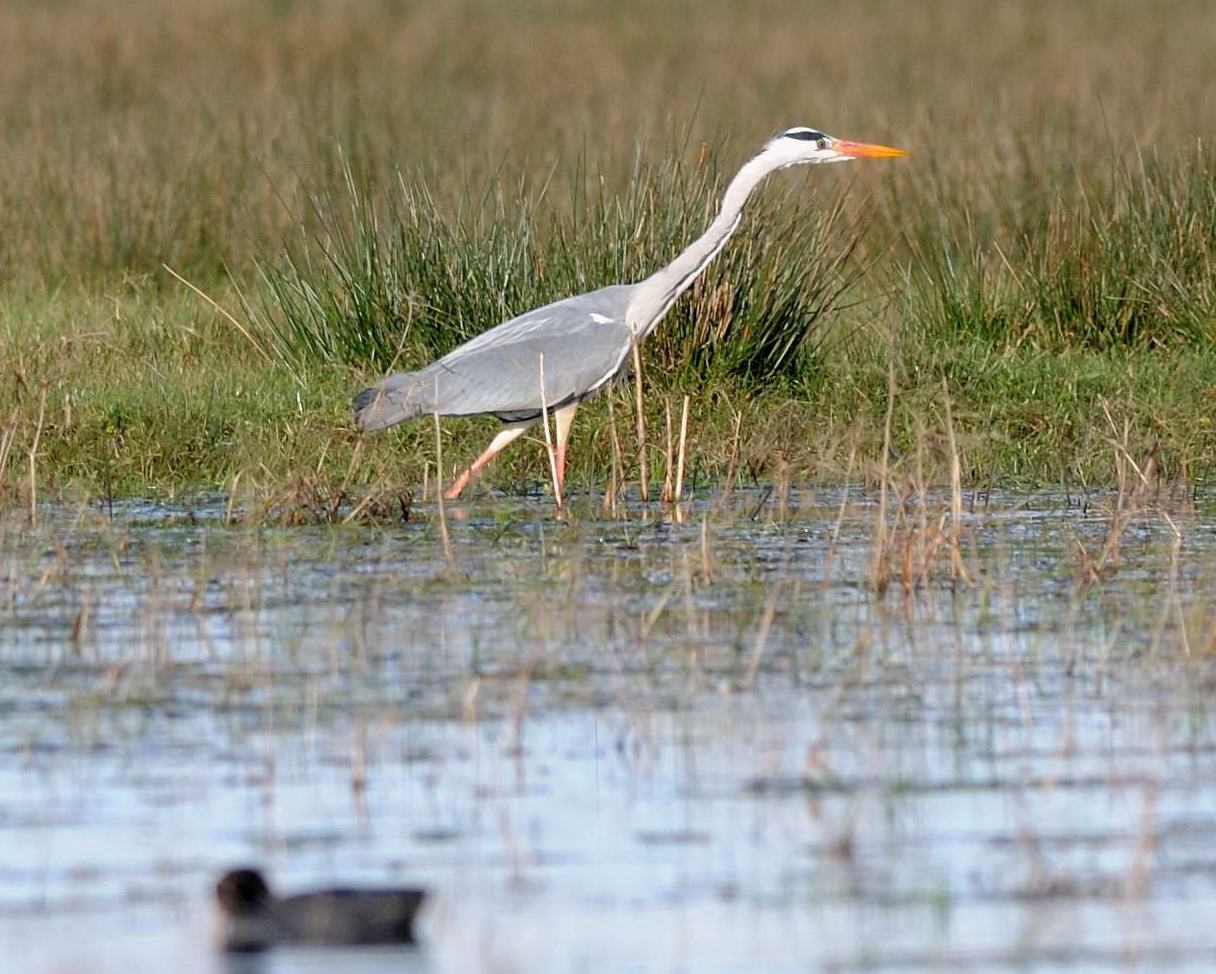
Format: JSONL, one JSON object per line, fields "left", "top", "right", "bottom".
{"left": 900, "top": 146, "right": 1216, "bottom": 351}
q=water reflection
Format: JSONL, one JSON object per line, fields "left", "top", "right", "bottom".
{"left": 1, "top": 490, "right": 1214, "bottom": 972}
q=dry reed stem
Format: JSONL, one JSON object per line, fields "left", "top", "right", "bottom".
{"left": 27, "top": 390, "right": 46, "bottom": 527}
{"left": 461, "top": 678, "right": 482, "bottom": 724}
{"left": 433, "top": 413, "right": 454, "bottom": 568}
{"left": 162, "top": 264, "right": 273, "bottom": 366}
{"left": 0, "top": 417, "right": 16, "bottom": 496}
{"left": 640, "top": 586, "right": 674, "bottom": 641}
{"left": 699, "top": 514, "right": 714, "bottom": 584}
{"left": 341, "top": 440, "right": 384, "bottom": 524}
{"left": 661, "top": 398, "right": 674, "bottom": 503}
{"left": 224, "top": 471, "right": 243, "bottom": 526}
{"left": 605, "top": 395, "right": 622, "bottom": 518}
{"left": 942, "top": 379, "right": 973, "bottom": 586}
{"left": 631, "top": 336, "right": 648, "bottom": 503}
{"left": 1149, "top": 528, "right": 1190, "bottom": 658}
{"left": 343, "top": 437, "right": 364, "bottom": 487}
{"left": 503, "top": 657, "right": 537, "bottom": 755}
{"left": 675, "top": 394, "right": 690, "bottom": 502}
{"left": 720, "top": 409, "right": 742, "bottom": 507}
{"left": 743, "top": 585, "right": 781, "bottom": 687}
{"left": 1127, "top": 781, "right": 1159, "bottom": 900}
{"left": 776, "top": 457, "right": 790, "bottom": 524}
{"left": 342, "top": 492, "right": 376, "bottom": 523}
{"left": 872, "top": 356, "right": 896, "bottom": 594}
{"left": 1076, "top": 399, "right": 1157, "bottom": 588}
{"left": 865, "top": 368, "right": 976, "bottom": 595}
{"left": 824, "top": 445, "right": 856, "bottom": 578}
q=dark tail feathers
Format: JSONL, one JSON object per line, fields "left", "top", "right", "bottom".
{"left": 352, "top": 373, "right": 424, "bottom": 431}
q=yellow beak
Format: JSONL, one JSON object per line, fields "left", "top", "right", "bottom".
{"left": 832, "top": 139, "right": 909, "bottom": 159}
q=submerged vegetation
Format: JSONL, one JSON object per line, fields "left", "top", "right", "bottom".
{"left": 9, "top": 485, "right": 1216, "bottom": 969}
{"left": 0, "top": 0, "right": 1215, "bottom": 504}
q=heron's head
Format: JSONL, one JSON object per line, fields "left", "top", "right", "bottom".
{"left": 763, "top": 127, "right": 908, "bottom": 169}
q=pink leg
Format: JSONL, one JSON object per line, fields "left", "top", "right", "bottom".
{"left": 444, "top": 424, "right": 530, "bottom": 500}
{"left": 553, "top": 403, "right": 579, "bottom": 494}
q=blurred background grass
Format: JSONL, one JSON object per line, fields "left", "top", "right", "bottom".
{"left": 1, "top": 0, "right": 1214, "bottom": 499}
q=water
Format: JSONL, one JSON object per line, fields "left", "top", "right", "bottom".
{"left": 2, "top": 489, "right": 1215, "bottom": 972}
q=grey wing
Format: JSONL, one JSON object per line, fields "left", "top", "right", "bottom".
{"left": 417, "top": 286, "right": 636, "bottom": 421}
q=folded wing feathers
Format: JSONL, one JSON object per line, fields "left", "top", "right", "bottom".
{"left": 352, "top": 286, "right": 634, "bottom": 430}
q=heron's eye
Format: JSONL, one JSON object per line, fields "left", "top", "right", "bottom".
{"left": 817, "top": 138, "right": 831, "bottom": 151}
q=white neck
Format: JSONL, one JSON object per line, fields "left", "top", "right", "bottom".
{"left": 627, "top": 151, "right": 785, "bottom": 338}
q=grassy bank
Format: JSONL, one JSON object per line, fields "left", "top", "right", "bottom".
{"left": 4, "top": 282, "right": 1213, "bottom": 507}
{"left": 1, "top": 0, "right": 1214, "bottom": 506}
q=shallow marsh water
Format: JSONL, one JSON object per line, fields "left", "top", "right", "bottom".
{"left": 2, "top": 488, "right": 1216, "bottom": 973}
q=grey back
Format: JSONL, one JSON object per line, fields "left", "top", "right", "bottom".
{"left": 354, "top": 284, "right": 637, "bottom": 429}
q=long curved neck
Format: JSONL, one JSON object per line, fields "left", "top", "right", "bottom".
{"left": 628, "top": 150, "right": 782, "bottom": 338}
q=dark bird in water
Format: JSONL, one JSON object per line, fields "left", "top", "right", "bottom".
{"left": 215, "top": 867, "right": 427, "bottom": 951}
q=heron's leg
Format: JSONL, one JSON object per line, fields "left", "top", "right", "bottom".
{"left": 444, "top": 424, "right": 530, "bottom": 500}
{"left": 553, "top": 402, "right": 579, "bottom": 493}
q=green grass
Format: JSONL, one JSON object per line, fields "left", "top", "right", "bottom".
{"left": 1, "top": 0, "right": 1216, "bottom": 506}
{"left": 899, "top": 146, "right": 1216, "bottom": 350}
{"left": 5, "top": 282, "right": 1214, "bottom": 504}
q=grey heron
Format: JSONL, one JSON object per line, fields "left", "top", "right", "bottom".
{"left": 353, "top": 127, "right": 907, "bottom": 499}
